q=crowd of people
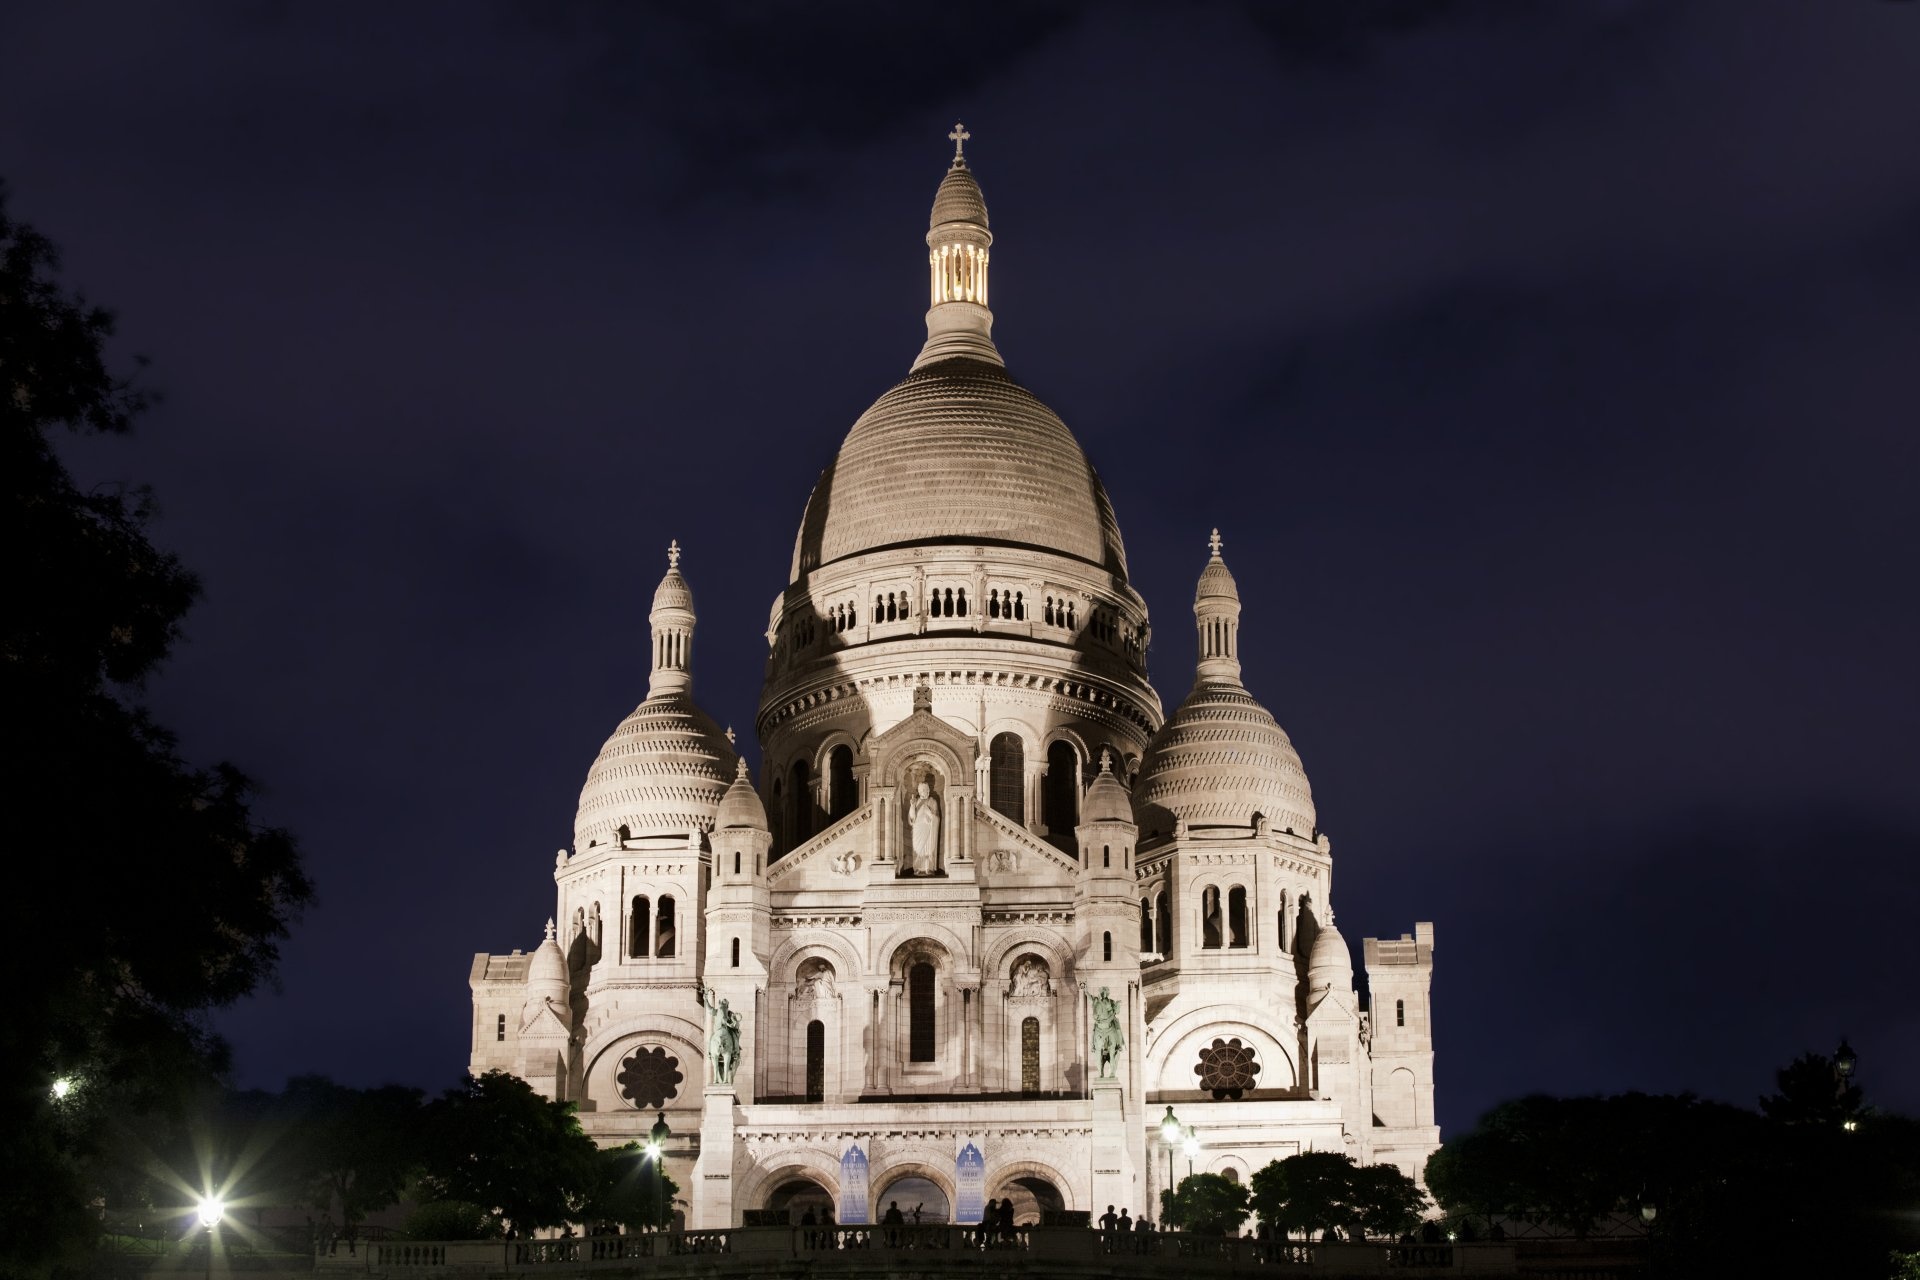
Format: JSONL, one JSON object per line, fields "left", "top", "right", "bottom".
{"left": 1096, "top": 1206, "right": 1161, "bottom": 1253}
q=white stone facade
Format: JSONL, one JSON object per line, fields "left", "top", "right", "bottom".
{"left": 468, "top": 131, "right": 1439, "bottom": 1229}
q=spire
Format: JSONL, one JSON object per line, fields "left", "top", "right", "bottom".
{"left": 649, "top": 541, "right": 696, "bottom": 697}
{"left": 914, "top": 124, "right": 1001, "bottom": 371}
{"left": 1193, "top": 528, "right": 1243, "bottom": 685}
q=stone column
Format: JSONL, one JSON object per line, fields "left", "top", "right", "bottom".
{"left": 694, "top": 1085, "right": 738, "bottom": 1229}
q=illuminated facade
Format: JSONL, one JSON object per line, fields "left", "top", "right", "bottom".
{"left": 467, "top": 129, "right": 1438, "bottom": 1228}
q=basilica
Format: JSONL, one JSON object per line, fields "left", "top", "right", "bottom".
{"left": 467, "top": 130, "right": 1438, "bottom": 1230}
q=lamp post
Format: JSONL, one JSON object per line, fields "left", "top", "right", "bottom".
{"left": 647, "top": 1111, "right": 671, "bottom": 1232}
{"left": 1182, "top": 1127, "right": 1200, "bottom": 1179}
{"left": 1159, "top": 1106, "right": 1182, "bottom": 1221}
{"left": 196, "top": 1198, "right": 224, "bottom": 1280}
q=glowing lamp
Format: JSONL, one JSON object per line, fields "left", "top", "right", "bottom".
{"left": 1160, "top": 1106, "right": 1182, "bottom": 1144}
{"left": 51, "top": 1077, "right": 73, "bottom": 1100}
{"left": 197, "top": 1199, "right": 225, "bottom": 1229}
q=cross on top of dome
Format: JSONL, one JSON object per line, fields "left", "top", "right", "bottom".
{"left": 948, "top": 121, "right": 970, "bottom": 162}
{"left": 667, "top": 539, "right": 681, "bottom": 570}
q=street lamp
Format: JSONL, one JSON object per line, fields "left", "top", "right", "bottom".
{"left": 51, "top": 1077, "right": 74, "bottom": 1101}
{"left": 647, "top": 1112, "right": 671, "bottom": 1232}
{"left": 1160, "top": 1106, "right": 1182, "bottom": 1216}
{"left": 1834, "top": 1037, "right": 1857, "bottom": 1079}
{"left": 1182, "top": 1127, "right": 1200, "bottom": 1178}
{"left": 1639, "top": 1201, "right": 1657, "bottom": 1226}
{"left": 196, "top": 1198, "right": 224, "bottom": 1280}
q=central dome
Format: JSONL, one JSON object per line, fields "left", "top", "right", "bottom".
{"left": 790, "top": 358, "right": 1129, "bottom": 580}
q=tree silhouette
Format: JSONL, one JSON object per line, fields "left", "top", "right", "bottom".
{"left": 3, "top": 181, "right": 313, "bottom": 1278}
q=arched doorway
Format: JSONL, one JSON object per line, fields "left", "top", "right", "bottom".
{"left": 994, "top": 1176, "right": 1064, "bottom": 1226}
{"left": 873, "top": 1174, "right": 950, "bottom": 1224}
{"left": 766, "top": 1177, "right": 834, "bottom": 1220}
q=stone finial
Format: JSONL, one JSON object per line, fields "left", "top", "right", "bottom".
{"left": 1208, "top": 528, "right": 1223, "bottom": 557}
{"left": 726, "top": 725, "right": 736, "bottom": 746}
{"left": 912, "top": 681, "right": 934, "bottom": 712}
{"left": 1099, "top": 747, "right": 1114, "bottom": 774}
{"left": 667, "top": 539, "right": 681, "bottom": 570}
{"left": 735, "top": 757, "right": 750, "bottom": 781}
{"left": 543, "top": 918, "right": 556, "bottom": 942}
{"left": 554, "top": 848, "right": 568, "bottom": 869}
{"left": 948, "top": 121, "right": 970, "bottom": 162}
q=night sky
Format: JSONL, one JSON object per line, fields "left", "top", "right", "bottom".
{"left": 6, "top": 3, "right": 1917, "bottom": 1137}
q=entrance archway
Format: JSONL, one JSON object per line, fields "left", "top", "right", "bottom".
{"left": 766, "top": 1178, "right": 834, "bottom": 1220}
{"left": 993, "top": 1175, "right": 1064, "bottom": 1226}
{"left": 872, "top": 1175, "right": 950, "bottom": 1224}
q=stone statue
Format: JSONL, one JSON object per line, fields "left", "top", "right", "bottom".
{"left": 908, "top": 779, "right": 940, "bottom": 876}
{"left": 703, "top": 987, "right": 741, "bottom": 1085}
{"left": 1010, "top": 957, "right": 1048, "bottom": 996}
{"left": 1091, "top": 987, "right": 1124, "bottom": 1081}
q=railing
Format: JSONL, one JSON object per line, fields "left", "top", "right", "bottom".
{"left": 339, "top": 1228, "right": 1533, "bottom": 1274}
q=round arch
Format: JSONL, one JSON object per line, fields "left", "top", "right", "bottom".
{"left": 867, "top": 1157, "right": 957, "bottom": 1219}
{"left": 981, "top": 926, "right": 1076, "bottom": 981}
{"left": 872, "top": 923, "right": 969, "bottom": 976}
{"left": 580, "top": 1027, "right": 703, "bottom": 1114}
{"left": 767, "top": 931, "right": 864, "bottom": 986}
{"left": 984, "top": 1156, "right": 1077, "bottom": 1213}
{"left": 737, "top": 1148, "right": 843, "bottom": 1215}
{"left": 874, "top": 737, "right": 968, "bottom": 792}
{"left": 1148, "top": 1011, "right": 1298, "bottom": 1094}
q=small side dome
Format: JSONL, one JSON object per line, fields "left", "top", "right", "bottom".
{"left": 1196, "top": 531, "right": 1239, "bottom": 605}
{"left": 717, "top": 758, "right": 769, "bottom": 831}
{"left": 1307, "top": 920, "right": 1353, "bottom": 990}
{"left": 526, "top": 920, "right": 569, "bottom": 997}
{"left": 1081, "top": 751, "right": 1134, "bottom": 826}
{"left": 652, "top": 568, "right": 693, "bottom": 613}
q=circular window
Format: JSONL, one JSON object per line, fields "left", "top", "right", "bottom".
{"left": 617, "top": 1045, "right": 683, "bottom": 1110}
{"left": 1194, "top": 1037, "right": 1260, "bottom": 1099}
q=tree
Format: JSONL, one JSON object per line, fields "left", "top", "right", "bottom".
{"left": 1164, "top": 1173, "right": 1251, "bottom": 1236}
{"left": 3, "top": 182, "right": 312, "bottom": 1280}
{"left": 1250, "top": 1151, "right": 1358, "bottom": 1240}
{"left": 279, "top": 1077, "right": 427, "bottom": 1243}
{"left": 423, "top": 1072, "right": 603, "bottom": 1235}
{"left": 1760, "top": 1048, "right": 1861, "bottom": 1128}
{"left": 586, "top": 1146, "right": 681, "bottom": 1232}
{"left": 1348, "top": 1163, "right": 1426, "bottom": 1240}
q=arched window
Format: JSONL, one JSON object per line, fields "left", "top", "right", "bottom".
{"left": 828, "top": 745, "right": 857, "bottom": 823}
{"left": 1020, "top": 1017, "right": 1040, "bottom": 1093}
{"left": 1014, "top": 591, "right": 1025, "bottom": 621}
{"left": 1102, "top": 931, "right": 1113, "bottom": 962}
{"left": 1042, "top": 741, "right": 1078, "bottom": 848}
{"left": 989, "top": 733, "right": 1024, "bottom": 824}
{"left": 655, "top": 896, "right": 676, "bottom": 958}
{"left": 874, "top": 595, "right": 884, "bottom": 624}
{"left": 496, "top": 1013, "right": 506, "bottom": 1042}
{"left": 788, "top": 758, "right": 811, "bottom": 848}
{"left": 1156, "top": 889, "right": 1172, "bottom": 954}
{"left": 1396, "top": 999, "right": 1406, "bottom": 1028}
{"left": 1222, "top": 1167, "right": 1240, "bottom": 1186}
{"left": 806, "top": 1020, "right": 825, "bottom": 1102}
{"left": 1140, "top": 899, "right": 1154, "bottom": 952}
{"left": 730, "top": 937, "right": 740, "bottom": 968}
{"left": 1103, "top": 845, "right": 1111, "bottom": 868}
{"left": 629, "top": 896, "right": 650, "bottom": 958}
{"left": 989, "top": 589, "right": 1001, "bottom": 619}
{"left": 1228, "top": 886, "right": 1248, "bottom": 948}
{"left": 909, "top": 963, "right": 936, "bottom": 1062}
{"left": 886, "top": 593, "right": 898, "bottom": 622}
{"left": 956, "top": 587, "right": 968, "bottom": 617}
{"left": 1201, "top": 886, "right": 1223, "bottom": 949}
{"left": 733, "top": 849, "right": 741, "bottom": 875}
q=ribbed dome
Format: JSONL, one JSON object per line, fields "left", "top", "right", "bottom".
{"left": 527, "top": 924, "right": 569, "bottom": 995}
{"left": 791, "top": 359, "right": 1129, "bottom": 578}
{"left": 652, "top": 567, "right": 693, "bottom": 613}
{"left": 575, "top": 693, "right": 735, "bottom": 848}
{"left": 1133, "top": 679, "right": 1316, "bottom": 835}
{"left": 930, "top": 162, "right": 988, "bottom": 229}
{"left": 716, "top": 758, "right": 769, "bottom": 831}
{"left": 1197, "top": 555, "right": 1238, "bottom": 604}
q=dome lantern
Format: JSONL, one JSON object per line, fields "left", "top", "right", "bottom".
{"left": 649, "top": 540, "right": 695, "bottom": 698}
{"left": 1194, "top": 528, "right": 1243, "bottom": 684}
{"left": 914, "top": 123, "right": 1002, "bottom": 371}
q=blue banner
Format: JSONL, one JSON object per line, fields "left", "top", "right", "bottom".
{"left": 954, "top": 1139, "right": 984, "bottom": 1223}
{"left": 839, "top": 1143, "right": 870, "bottom": 1224}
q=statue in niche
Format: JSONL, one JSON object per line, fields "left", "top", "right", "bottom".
{"left": 1010, "top": 957, "right": 1048, "bottom": 997}
{"left": 1091, "top": 987, "right": 1125, "bottom": 1081}
{"left": 702, "top": 987, "right": 742, "bottom": 1085}
{"left": 907, "top": 777, "right": 941, "bottom": 876}
{"left": 798, "top": 960, "right": 836, "bottom": 999}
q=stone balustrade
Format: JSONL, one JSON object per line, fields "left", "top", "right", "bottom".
{"left": 320, "top": 1228, "right": 1531, "bottom": 1276}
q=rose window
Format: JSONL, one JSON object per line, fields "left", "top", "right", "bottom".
{"left": 617, "top": 1045, "right": 683, "bottom": 1110}
{"left": 1194, "top": 1037, "right": 1260, "bottom": 1099}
